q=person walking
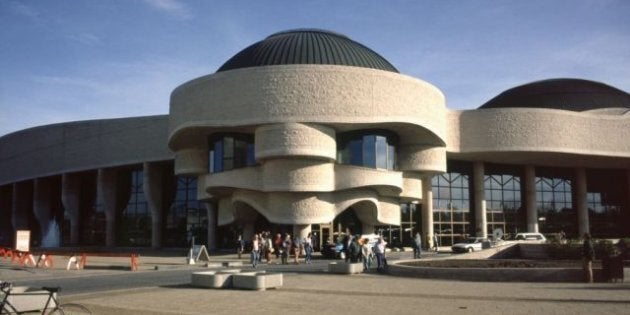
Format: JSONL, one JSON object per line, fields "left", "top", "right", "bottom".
{"left": 281, "top": 234, "right": 291, "bottom": 265}
{"left": 413, "top": 232, "right": 422, "bottom": 259}
{"left": 251, "top": 234, "right": 260, "bottom": 268}
{"left": 236, "top": 234, "right": 244, "bottom": 259}
{"left": 293, "top": 235, "right": 302, "bottom": 264}
{"left": 348, "top": 236, "right": 361, "bottom": 263}
{"left": 432, "top": 233, "right": 440, "bottom": 252}
{"left": 273, "top": 233, "right": 282, "bottom": 259}
{"left": 361, "top": 238, "right": 374, "bottom": 272}
{"left": 304, "top": 233, "right": 313, "bottom": 264}
{"left": 265, "top": 232, "right": 273, "bottom": 264}
{"left": 374, "top": 236, "right": 387, "bottom": 273}
{"left": 583, "top": 233, "right": 595, "bottom": 283}
{"left": 343, "top": 228, "right": 352, "bottom": 262}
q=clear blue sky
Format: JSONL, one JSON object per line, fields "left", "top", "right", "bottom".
{"left": 1, "top": 0, "right": 629, "bottom": 136}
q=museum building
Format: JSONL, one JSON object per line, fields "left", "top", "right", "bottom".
{"left": 1, "top": 29, "right": 629, "bottom": 250}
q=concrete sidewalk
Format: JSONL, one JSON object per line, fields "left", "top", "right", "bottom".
{"left": 70, "top": 272, "right": 630, "bottom": 315}
{"left": 2, "top": 251, "right": 630, "bottom": 314}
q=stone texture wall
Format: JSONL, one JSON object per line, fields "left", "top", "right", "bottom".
{"left": 0, "top": 115, "right": 172, "bottom": 185}
{"left": 170, "top": 65, "right": 448, "bottom": 227}
{"left": 447, "top": 108, "right": 630, "bottom": 165}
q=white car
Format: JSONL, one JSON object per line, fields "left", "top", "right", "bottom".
{"left": 514, "top": 232, "right": 546, "bottom": 243}
{"left": 451, "top": 237, "right": 486, "bottom": 253}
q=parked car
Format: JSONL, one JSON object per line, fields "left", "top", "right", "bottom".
{"left": 514, "top": 232, "right": 546, "bottom": 243}
{"left": 321, "top": 234, "right": 380, "bottom": 259}
{"left": 451, "top": 237, "right": 486, "bottom": 253}
{"left": 321, "top": 241, "right": 345, "bottom": 259}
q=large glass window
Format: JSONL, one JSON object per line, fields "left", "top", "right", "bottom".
{"left": 484, "top": 173, "right": 523, "bottom": 238}
{"left": 536, "top": 175, "right": 573, "bottom": 235}
{"left": 374, "top": 203, "right": 418, "bottom": 248}
{"left": 337, "top": 130, "right": 397, "bottom": 170}
{"left": 119, "top": 169, "right": 151, "bottom": 247}
{"left": 208, "top": 134, "right": 255, "bottom": 173}
{"left": 432, "top": 164, "right": 471, "bottom": 246}
{"left": 165, "top": 177, "right": 207, "bottom": 247}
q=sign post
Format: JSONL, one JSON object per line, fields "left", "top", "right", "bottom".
{"left": 15, "top": 230, "right": 30, "bottom": 252}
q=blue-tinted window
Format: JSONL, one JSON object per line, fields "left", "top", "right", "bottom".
{"left": 208, "top": 133, "right": 255, "bottom": 173}
{"left": 363, "top": 135, "right": 376, "bottom": 167}
{"left": 349, "top": 139, "right": 363, "bottom": 166}
{"left": 337, "top": 130, "right": 398, "bottom": 170}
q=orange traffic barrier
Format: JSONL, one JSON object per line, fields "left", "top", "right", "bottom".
{"left": 66, "top": 252, "right": 139, "bottom": 271}
{"left": 11, "top": 251, "right": 36, "bottom": 267}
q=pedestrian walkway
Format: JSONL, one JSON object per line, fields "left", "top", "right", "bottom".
{"left": 2, "top": 251, "right": 629, "bottom": 314}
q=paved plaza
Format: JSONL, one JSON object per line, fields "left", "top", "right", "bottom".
{"left": 2, "top": 252, "right": 629, "bottom": 314}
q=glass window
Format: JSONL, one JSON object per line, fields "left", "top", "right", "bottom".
{"left": 208, "top": 133, "right": 255, "bottom": 173}
{"left": 337, "top": 130, "right": 398, "bottom": 170}
{"left": 432, "top": 168, "right": 471, "bottom": 246}
{"left": 536, "top": 175, "right": 573, "bottom": 234}
{"left": 119, "top": 169, "right": 151, "bottom": 247}
{"left": 375, "top": 136, "right": 388, "bottom": 169}
{"left": 165, "top": 176, "right": 208, "bottom": 247}
{"left": 363, "top": 135, "right": 376, "bottom": 167}
{"left": 387, "top": 145, "right": 396, "bottom": 170}
{"left": 349, "top": 139, "right": 363, "bottom": 166}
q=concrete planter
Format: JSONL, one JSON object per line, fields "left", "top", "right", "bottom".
{"left": 232, "top": 272, "right": 283, "bottom": 291}
{"left": 328, "top": 262, "right": 363, "bottom": 274}
{"left": 190, "top": 269, "right": 241, "bottom": 288}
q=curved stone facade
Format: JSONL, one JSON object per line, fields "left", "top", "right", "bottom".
{"left": 0, "top": 29, "right": 629, "bottom": 250}
{"left": 447, "top": 108, "right": 630, "bottom": 167}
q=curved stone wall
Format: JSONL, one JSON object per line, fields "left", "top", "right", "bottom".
{"left": 0, "top": 115, "right": 171, "bottom": 185}
{"left": 169, "top": 64, "right": 447, "bottom": 148}
{"left": 447, "top": 108, "right": 630, "bottom": 166}
{"left": 170, "top": 64, "right": 448, "bottom": 228}
{"left": 255, "top": 123, "right": 336, "bottom": 161}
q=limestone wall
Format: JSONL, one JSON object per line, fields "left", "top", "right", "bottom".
{"left": 0, "top": 115, "right": 172, "bottom": 185}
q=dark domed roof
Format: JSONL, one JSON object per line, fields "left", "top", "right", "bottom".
{"left": 217, "top": 29, "right": 398, "bottom": 73}
{"left": 479, "top": 78, "right": 630, "bottom": 111}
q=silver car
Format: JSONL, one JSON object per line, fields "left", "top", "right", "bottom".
{"left": 451, "top": 237, "right": 486, "bottom": 253}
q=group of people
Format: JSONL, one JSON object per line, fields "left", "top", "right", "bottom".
{"left": 342, "top": 232, "right": 388, "bottom": 273}
{"left": 238, "top": 231, "right": 315, "bottom": 268}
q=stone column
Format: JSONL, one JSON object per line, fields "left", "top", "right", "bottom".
{"left": 575, "top": 167, "right": 589, "bottom": 237}
{"left": 293, "top": 224, "right": 311, "bottom": 240}
{"left": 524, "top": 165, "right": 538, "bottom": 233}
{"left": 473, "top": 162, "right": 487, "bottom": 238}
{"left": 143, "top": 162, "right": 164, "bottom": 248}
{"left": 61, "top": 174, "right": 81, "bottom": 246}
{"left": 421, "top": 175, "right": 434, "bottom": 249}
{"left": 12, "top": 181, "right": 32, "bottom": 231}
{"left": 33, "top": 178, "right": 53, "bottom": 244}
{"left": 205, "top": 202, "right": 217, "bottom": 250}
{"left": 98, "top": 168, "right": 118, "bottom": 247}
{"left": 361, "top": 223, "right": 375, "bottom": 234}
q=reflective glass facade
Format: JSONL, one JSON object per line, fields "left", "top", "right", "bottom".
{"left": 118, "top": 169, "right": 151, "bottom": 246}
{"left": 535, "top": 174, "right": 574, "bottom": 235}
{"left": 208, "top": 134, "right": 255, "bottom": 173}
{"left": 337, "top": 130, "right": 397, "bottom": 170}
{"left": 164, "top": 176, "right": 207, "bottom": 247}
{"left": 484, "top": 173, "right": 523, "bottom": 238}
{"left": 432, "top": 163, "right": 471, "bottom": 246}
